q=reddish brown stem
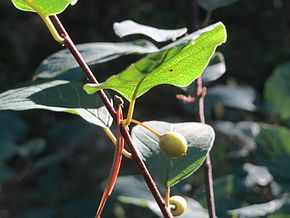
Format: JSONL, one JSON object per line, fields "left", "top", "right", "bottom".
{"left": 50, "top": 15, "right": 172, "bottom": 218}
{"left": 96, "top": 98, "right": 124, "bottom": 218}
{"left": 195, "top": 77, "right": 216, "bottom": 218}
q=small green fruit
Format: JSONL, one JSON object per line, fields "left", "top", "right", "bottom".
{"left": 169, "top": 195, "right": 187, "bottom": 216}
{"left": 159, "top": 132, "right": 188, "bottom": 158}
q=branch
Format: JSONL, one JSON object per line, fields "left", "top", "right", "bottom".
{"left": 192, "top": 1, "right": 217, "bottom": 217}
{"left": 50, "top": 15, "right": 172, "bottom": 218}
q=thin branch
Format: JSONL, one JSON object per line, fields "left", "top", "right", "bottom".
{"left": 192, "top": 1, "right": 217, "bottom": 217}
{"left": 196, "top": 77, "right": 216, "bottom": 218}
{"left": 50, "top": 15, "right": 172, "bottom": 218}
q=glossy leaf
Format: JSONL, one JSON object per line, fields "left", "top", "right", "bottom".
{"left": 84, "top": 22, "right": 227, "bottom": 101}
{"left": 0, "top": 80, "right": 112, "bottom": 128}
{"left": 228, "top": 196, "right": 289, "bottom": 217}
{"left": 255, "top": 124, "right": 290, "bottom": 183}
{"left": 206, "top": 85, "right": 259, "bottom": 111}
{"left": 11, "top": 0, "right": 75, "bottom": 16}
{"left": 198, "top": 0, "right": 239, "bottom": 11}
{"left": 131, "top": 121, "right": 214, "bottom": 187}
{"left": 113, "top": 20, "right": 187, "bottom": 42}
{"left": 265, "top": 62, "right": 290, "bottom": 120}
{"left": 114, "top": 175, "right": 208, "bottom": 218}
{"left": 202, "top": 52, "right": 226, "bottom": 83}
{"left": 34, "top": 40, "right": 158, "bottom": 79}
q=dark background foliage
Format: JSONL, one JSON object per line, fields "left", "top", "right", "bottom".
{"left": 0, "top": 0, "right": 290, "bottom": 217}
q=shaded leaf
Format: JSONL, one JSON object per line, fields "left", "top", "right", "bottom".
{"left": 198, "top": 0, "right": 239, "bottom": 11}
{"left": 84, "top": 22, "right": 227, "bottom": 101}
{"left": 202, "top": 52, "right": 226, "bottom": 84}
{"left": 32, "top": 151, "right": 66, "bottom": 172}
{"left": 18, "top": 138, "right": 46, "bottom": 159}
{"left": 255, "top": 124, "right": 290, "bottom": 183}
{"left": 242, "top": 163, "right": 273, "bottom": 188}
{"left": 114, "top": 175, "right": 208, "bottom": 218}
{"left": 228, "top": 196, "right": 289, "bottom": 218}
{"left": 34, "top": 40, "right": 158, "bottom": 79}
{"left": 0, "top": 80, "right": 112, "bottom": 128}
{"left": 0, "top": 163, "right": 17, "bottom": 183}
{"left": 206, "top": 85, "right": 260, "bottom": 111}
{"left": 0, "top": 139, "right": 18, "bottom": 161}
{"left": 17, "top": 207, "right": 58, "bottom": 218}
{"left": 214, "top": 121, "right": 260, "bottom": 157}
{"left": 265, "top": 62, "right": 290, "bottom": 120}
{"left": 131, "top": 121, "right": 214, "bottom": 187}
{"left": 113, "top": 20, "right": 187, "bottom": 42}
{"left": 0, "top": 112, "right": 28, "bottom": 141}
{"left": 195, "top": 175, "right": 242, "bottom": 218}
{"left": 11, "top": 0, "right": 75, "bottom": 16}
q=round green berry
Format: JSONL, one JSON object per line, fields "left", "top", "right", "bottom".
{"left": 169, "top": 195, "right": 187, "bottom": 216}
{"left": 159, "top": 132, "right": 188, "bottom": 158}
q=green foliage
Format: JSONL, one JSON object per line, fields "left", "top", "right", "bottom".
{"left": 206, "top": 85, "right": 260, "bottom": 111}
{"left": 265, "top": 62, "right": 290, "bottom": 120}
{"left": 11, "top": 0, "right": 75, "bottom": 16}
{"left": 113, "top": 20, "right": 187, "bottom": 42}
{"left": 113, "top": 175, "right": 209, "bottom": 218}
{"left": 84, "top": 23, "right": 227, "bottom": 101}
{"left": 131, "top": 121, "right": 214, "bottom": 187}
{"left": 255, "top": 124, "right": 290, "bottom": 183}
{"left": 0, "top": 80, "right": 112, "bottom": 127}
{"left": 35, "top": 40, "right": 158, "bottom": 79}
{"left": 228, "top": 196, "right": 289, "bottom": 218}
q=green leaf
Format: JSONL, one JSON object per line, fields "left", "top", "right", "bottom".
{"left": 113, "top": 20, "right": 187, "bottom": 42}
{"left": 0, "top": 163, "right": 17, "bottom": 183}
{"left": 114, "top": 175, "right": 208, "bottom": 218}
{"left": 131, "top": 121, "right": 214, "bottom": 187}
{"left": 265, "top": 62, "right": 290, "bottom": 120}
{"left": 0, "top": 112, "right": 28, "bottom": 141}
{"left": 0, "top": 80, "right": 112, "bottom": 128}
{"left": 228, "top": 196, "right": 289, "bottom": 218}
{"left": 34, "top": 40, "right": 158, "bottom": 79}
{"left": 198, "top": 0, "right": 239, "bottom": 11}
{"left": 206, "top": 85, "right": 260, "bottom": 111}
{"left": 32, "top": 151, "right": 66, "bottom": 172}
{"left": 0, "top": 139, "right": 18, "bottom": 161}
{"left": 255, "top": 124, "right": 290, "bottom": 183}
{"left": 214, "top": 121, "right": 259, "bottom": 153}
{"left": 202, "top": 52, "right": 226, "bottom": 84}
{"left": 11, "top": 0, "right": 76, "bottom": 16}
{"left": 18, "top": 138, "right": 46, "bottom": 159}
{"left": 84, "top": 22, "right": 227, "bottom": 101}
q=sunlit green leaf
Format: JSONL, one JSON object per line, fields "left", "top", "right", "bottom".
{"left": 131, "top": 121, "right": 214, "bottom": 187}
{"left": 0, "top": 80, "right": 112, "bottom": 128}
{"left": 113, "top": 20, "right": 187, "bottom": 42}
{"left": 11, "top": 0, "right": 76, "bottom": 16}
{"left": 84, "top": 22, "right": 227, "bottom": 101}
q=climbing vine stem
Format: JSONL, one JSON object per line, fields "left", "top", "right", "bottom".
{"left": 49, "top": 15, "right": 173, "bottom": 218}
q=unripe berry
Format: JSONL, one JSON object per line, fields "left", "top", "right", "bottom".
{"left": 159, "top": 132, "right": 188, "bottom": 158}
{"left": 169, "top": 195, "right": 187, "bottom": 216}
